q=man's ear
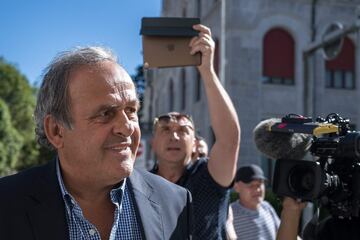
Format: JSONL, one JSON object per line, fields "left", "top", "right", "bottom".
{"left": 233, "top": 182, "right": 241, "bottom": 192}
{"left": 44, "top": 115, "right": 65, "bottom": 149}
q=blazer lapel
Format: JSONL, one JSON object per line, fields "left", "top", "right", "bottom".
{"left": 26, "top": 160, "right": 68, "bottom": 240}
{"left": 129, "top": 169, "right": 164, "bottom": 240}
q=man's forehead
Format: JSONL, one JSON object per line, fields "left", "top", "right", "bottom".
{"left": 111, "top": 82, "right": 136, "bottom": 95}
{"left": 111, "top": 64, "right": 135, "bottom": 87}
{"left": 98, "top": 62, "right": 136, "bottom": 93}
{"left": 68, "top": 62, "right": 138, "bottom": 107}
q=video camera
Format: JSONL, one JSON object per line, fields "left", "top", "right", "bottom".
{"left": 272, "top": 113, "right": 360, "bottom": 218}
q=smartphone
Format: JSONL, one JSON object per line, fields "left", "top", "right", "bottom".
{"left": 140, "top": 17, "right": 201, "bottom": 68}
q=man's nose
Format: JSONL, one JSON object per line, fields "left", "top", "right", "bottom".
{"left": 113, "top": 111, "right": 135, "bottom": 137}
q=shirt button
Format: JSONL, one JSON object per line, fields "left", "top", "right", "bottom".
{"left": 89, "top": 229, "right": 96, "bottom": 236}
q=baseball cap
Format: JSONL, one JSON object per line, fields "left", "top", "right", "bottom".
{"left": 235, "top": 164, "right": 267, "bottom": 183}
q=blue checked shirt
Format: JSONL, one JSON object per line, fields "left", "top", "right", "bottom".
{"left": 56, "top": 160, "right": 142, "bottom": 240}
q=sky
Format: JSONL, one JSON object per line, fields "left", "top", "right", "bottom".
{"left": 0, "top": 0, "right": 161, "bottom": 86}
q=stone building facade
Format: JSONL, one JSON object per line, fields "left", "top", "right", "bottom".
{"left": 141, "top": 0, "right": 360, "bottom": 181}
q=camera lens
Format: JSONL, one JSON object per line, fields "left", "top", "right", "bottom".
{"left": 338, "top": 132, "right": 360, "bottom": 158}
{"left": 288, "top": 165, "right": 315, "bottom": 196}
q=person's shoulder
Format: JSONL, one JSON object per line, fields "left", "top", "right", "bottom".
{"left": 131, "top": 168, "right": 192, "bottom": 216}
{"left": 230, "top": 200, "right": 239, "bottom": 208}
{"left": 261, "top": 201, "right": 280, "bottom": 219}
{"left": 192, "top": 157, "right": 208, "bottom": 167}
{"left": 188, "top": 158, "right": 232, "bottom": 189}
{"left": 131, "top": 169, "right": 192, "bottom": 239}
{"left": 229, "top": 201, "right": 240, "bottom": 212}
{"left": 0, "top": 164, "right": 46, "bottom": 186}
{"left": 0, "top": 161, "right": 52, "bottom": 197}
{"left": 262, "top": 200, "right": 275, "bottom": 209}
{"left": 186, "top": 157, "right": 208, "bottom": 175}
{"left": 0, "top": 161, "right": 54, "bottom": 219}
{"left": 132, "top": 168, "right": 190, "bottom": 196}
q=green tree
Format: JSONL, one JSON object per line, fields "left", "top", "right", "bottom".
{"left": 131, "top": 65, "right": 145, "bottom": 119}
{"left": 0, "top": 57, "right": 51, "bottom": 175}
{"left": 0, "top": 99, "right": 23, "bottom": 175}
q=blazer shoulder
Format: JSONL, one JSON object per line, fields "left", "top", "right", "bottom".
{"left": 130, "top": 168, "right": 193, "bottom": 239}
{"left": 130, "top": 168, "right": 192, "bottom": 207}
{"left": 133, "top": 168, "right": 190, "bottom": 195}
{"left": 0, "top": 160, "right": 55, "bottom": 200}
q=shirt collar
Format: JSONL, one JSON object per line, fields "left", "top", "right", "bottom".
{"left": 56, "top": 158, "right": 127, "bottom": 210}
{"left": 56, "top": 158, "right": 73, "bottom": 209}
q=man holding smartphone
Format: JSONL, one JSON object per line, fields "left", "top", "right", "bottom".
{"left": 151, "top": 24, "right": 241, "bottom": 239}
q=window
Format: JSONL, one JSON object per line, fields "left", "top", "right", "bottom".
{"left": 263, "top": 28, "right": 295, "bottom": 85}
{"left": 325, "top": 37, "right": 355, "bottom": 89}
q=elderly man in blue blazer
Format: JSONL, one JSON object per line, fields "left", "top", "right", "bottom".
{"left": 0, "top": 46, "right": 192, "bottom": 240}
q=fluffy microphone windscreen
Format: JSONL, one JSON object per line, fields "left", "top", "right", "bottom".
{"left": 253, "top": 118, "right": 312, "bottom": 160}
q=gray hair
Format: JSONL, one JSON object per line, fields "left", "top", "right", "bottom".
{"left": 34, "top": 46, "right": 118, "bottom": 149}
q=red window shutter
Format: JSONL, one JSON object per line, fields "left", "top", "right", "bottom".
{"left": 263, "top": 28, "right": 295, "bottom": 78}
{"left": 326, "top": 37, "right": 355, "bottom": 71}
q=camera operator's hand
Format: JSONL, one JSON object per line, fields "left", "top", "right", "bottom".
{"left": 189, "top": 24, "right": 215, "bottom": 76}
{"left": 282, "top": 197, "right": 307, "bottom": 212}
{"left": 276, "top": 197, "right": 307, "bottom": 240}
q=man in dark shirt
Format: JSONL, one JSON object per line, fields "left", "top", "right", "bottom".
{"left": 151, "top": 24, "right": 241, "bottom": 239}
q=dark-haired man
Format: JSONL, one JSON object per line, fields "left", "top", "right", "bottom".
{"left": 151, "top": 24, "right": 241, "bottom": 239}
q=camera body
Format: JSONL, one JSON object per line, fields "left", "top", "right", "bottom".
{"left": 272, "top": 113, "right": 360, "bottom": 218}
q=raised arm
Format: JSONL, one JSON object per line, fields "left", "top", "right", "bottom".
{"left": 277, "top": 197, "right": 306, "bottom": 240}
{"left": 190, "top": 24, "right": 240, "bottom": 187}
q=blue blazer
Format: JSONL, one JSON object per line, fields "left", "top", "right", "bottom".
{"left": 0, "top": 159, "right": 192, "bottom": 240}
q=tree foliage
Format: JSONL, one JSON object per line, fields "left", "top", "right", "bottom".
{"left": 0, "top": 58, "right": 51, "bottom": 175}
{"left": 131, "top": 65, "right": 145, "bottom": 119}
{"left": 0, "top": 99, "right": 23, "bottom": 174}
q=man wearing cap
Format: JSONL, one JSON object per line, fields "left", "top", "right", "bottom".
{"left": 228, "top": 164, "right": 280, "bottom": 240}
{"left": 151, "top": 24, "right": 240, "bottom": 239}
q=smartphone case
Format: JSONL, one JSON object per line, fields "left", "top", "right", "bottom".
{"left": 140, "top": 17, "right": 201, "bottom": 68}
